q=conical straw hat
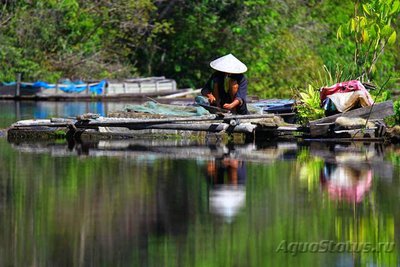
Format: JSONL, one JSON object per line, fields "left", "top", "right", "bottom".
{"left": 210, "top": 54, "right": 247, "bottom": 74}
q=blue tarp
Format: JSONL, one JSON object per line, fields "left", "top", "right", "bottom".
{"left": 2, "top": 80, "right": 106, "bottom": 94}
{"left": 29, "top": 80, "right": 106, "bottom": 94}
{"left": 252, "top": 99, "right": 295, "bottom": 113}
{"left": 1, "top": 82, "right": 17, "bottom": 86}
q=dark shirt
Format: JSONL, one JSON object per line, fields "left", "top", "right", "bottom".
{"left": 207, "top": 159, "right": 247, "bottom": 185}
{"left": 201, "top": 71, "right": 249, "bottom": 115}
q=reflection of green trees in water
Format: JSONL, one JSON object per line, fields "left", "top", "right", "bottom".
{"left": 0, "top": 140, "right": 399, "bottom": 266}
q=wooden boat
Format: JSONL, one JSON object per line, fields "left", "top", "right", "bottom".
{"left": 0, "top": 77, "right": 178, "bottom": 100}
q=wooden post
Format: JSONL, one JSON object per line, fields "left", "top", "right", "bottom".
{"left": 55, "top": 81, "right": 59, "bottom": 95}
{"left": 15, "top": 73, "right": 21, "bottom": 98}
{"left": 104, "top": 82, "right": 108, "bottom": 96}
{"left": 14, "top": 100, "right": 21, "bottom": 120}
{"left": 86, "top": 83, "right": 89, "bottom": 95}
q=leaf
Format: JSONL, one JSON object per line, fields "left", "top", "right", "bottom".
{"left": 174, "top": 64, "right": 181, "bottom": 72}
{"left": 362, "top": 29, "right": 369, "bottom": 42}
{"left": 362, "top": 4, "right": 371, "bottom": 15}
{"left": 390, "top": 0, "right": 400, "bottom": 14}
{"left": 388, "top": 31, "right": 397, "bottom": 45}
{"left": 375, "top": 36, "right": 381, "bottom": 49}
{"left": 359, "top": 17, "right": 367, "bottom": 28}
{"left": 369, "top": 25, "right": 377, "bottom": 38}
{"left": 370, "top": 64, "right": 377, "bottom": 73}
{"left": 382, "top": 24, "right": 392, "bottom": 37}
{"left": 337, "top": 25, "right": 343, "bottom": 39}
{"left": 350, "top": 18, "right": 356, "bottom": 32}
{"left": 299, "top": 93, "right": 309, "bottom": 101}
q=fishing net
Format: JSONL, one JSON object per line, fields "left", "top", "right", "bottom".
{"left": 123, "top": 101, "right": 210, "bottom": 117}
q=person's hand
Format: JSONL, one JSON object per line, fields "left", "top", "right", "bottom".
{"left": 207, "top": 94, "right": 216, "bottom": 104}
{"left": 223, "top": 99, "right": 240, "bottom": 110}
{"left": 223, "top": 103, "right": 233, "bottom": 110}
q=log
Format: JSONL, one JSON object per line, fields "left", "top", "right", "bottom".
{"left": 309, "top": 100, "right": 393, "bottom": 137}
{"left": 12, "top": 119, "right": 74, "bottom": 128}
{"left": 158, "top": 88, "right": 201, "bottom": 99}
{"left": 75, "top": 113, "right": 293, "bottom": 128}
{"left": 119, "top": 122, "right": 257, "bottom": 133}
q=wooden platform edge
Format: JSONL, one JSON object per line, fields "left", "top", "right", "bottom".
{"left": 309, "top": 101, "right": 393, "bottom": 137}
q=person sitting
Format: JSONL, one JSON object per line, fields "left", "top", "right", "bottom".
{"left": 199, "top": 54, "right": 249, "bottom": 115}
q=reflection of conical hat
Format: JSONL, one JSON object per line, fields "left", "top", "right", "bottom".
{"left": 209, "top": 185, "right": 246, "bottom": 223}
{"left": 210, "top": 54, "right": 247, "bottom": 74}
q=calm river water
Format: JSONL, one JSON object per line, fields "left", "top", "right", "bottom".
{"left": 0, "top": 101, "right": 400, "bottom": 266}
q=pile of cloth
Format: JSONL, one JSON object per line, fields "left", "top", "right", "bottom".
{"left": 320, "top": 80, "right": 374, "bottom": 114}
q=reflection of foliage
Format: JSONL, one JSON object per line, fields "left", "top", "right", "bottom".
{"left": 296, "top": 148, "right": 324, "bottom": 191}
{"left": 388, "top": 149, "right": 400, "bottom": 166}
{"left": 0, "top": 139, "right": 399, "bottom": 266}
{"left": 335, "top": 212, "right": 396, "bottom": 265}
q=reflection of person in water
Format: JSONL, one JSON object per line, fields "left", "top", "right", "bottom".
{"left": 206, "top": 157, "right": 246, "bottom": 185}
{"left": 320, "top": 162, "right": 372, "bottom": 203}
{"left": 206, "top": 156, "right": 247, "bottom": 222}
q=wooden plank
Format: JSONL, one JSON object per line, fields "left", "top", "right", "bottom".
{"left": 0, "top": 85, "right": 16, "bottom": 95}
{"left": 310, "top": 100, "right": 393, "bottom": 125}
{"left": 16, "top": 73, "right": 21, "bottom": 97}
{"left": 75, "top": 113, "right": 291, "bottom": 128}
{"left": 159, "top": 89, "right": 201, "bottom": 99}
{"left": 124, "top": 122, "right": 257, "bottom": 133}
{"left": 310, "top": 101, "right": 393, "bottom": 137}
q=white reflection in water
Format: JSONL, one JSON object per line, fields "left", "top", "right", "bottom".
{"left": 209, "top": 185, "right": 246, "bottom": 223}
{"left": 206, "top": 157, "right": 247, "bottom": 223}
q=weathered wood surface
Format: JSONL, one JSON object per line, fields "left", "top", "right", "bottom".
{"left": 309, "top": 100, "right": 393, "bottom": 137}
{"left": 12, "top": 119, "right": 75, "bottom": 128}
{"left": 114, "top": 122, "right": 257, "bottom": 133}
{"left": 11, "top": 113, "right": 293, "bottom": 128}
{"left": 158, "top": 88, "right": 201, "bottom": 99}
{"left": 77, "top": 113, "right": 295, "bottom": 128}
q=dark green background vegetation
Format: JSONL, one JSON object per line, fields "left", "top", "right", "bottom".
{"left": 0, "top": 0, "right": 399, "bottom": 97}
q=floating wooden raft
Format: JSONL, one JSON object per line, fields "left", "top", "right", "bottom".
{"left": 309, "top": 100, "right": 393, "bottom": 138}
{"left": 10, "top": 113, "right": 300, "bottom": 138}
{"left": 8, "top": 101, "right": 394, "bottom": 141}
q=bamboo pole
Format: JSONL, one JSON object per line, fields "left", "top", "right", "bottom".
{"left": 123, "top": 122, "right": 257, "bottom": 133}
{"left": 15, "top": 73, "right": 21, "bottom": 98}
{"left": 76, "top": 113, "right": 294, "bottom": 128}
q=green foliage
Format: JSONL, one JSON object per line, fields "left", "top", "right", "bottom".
{"left": 0, "top": 0, "right": 399, "bottom": 98}
{"left": 295, "top": 84, "right": 325, "bottom": 124}
{"left": 337, "top": 0, "right": 400, "bottom": 81}
{"left": 371, "top": 88, "right": 392, "bottom": 102}
{"left": 0, "top": 0, "right": 171, "bottom": 81}
{"left": 393, "top": 99, "right": 400, "bottom": 124}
